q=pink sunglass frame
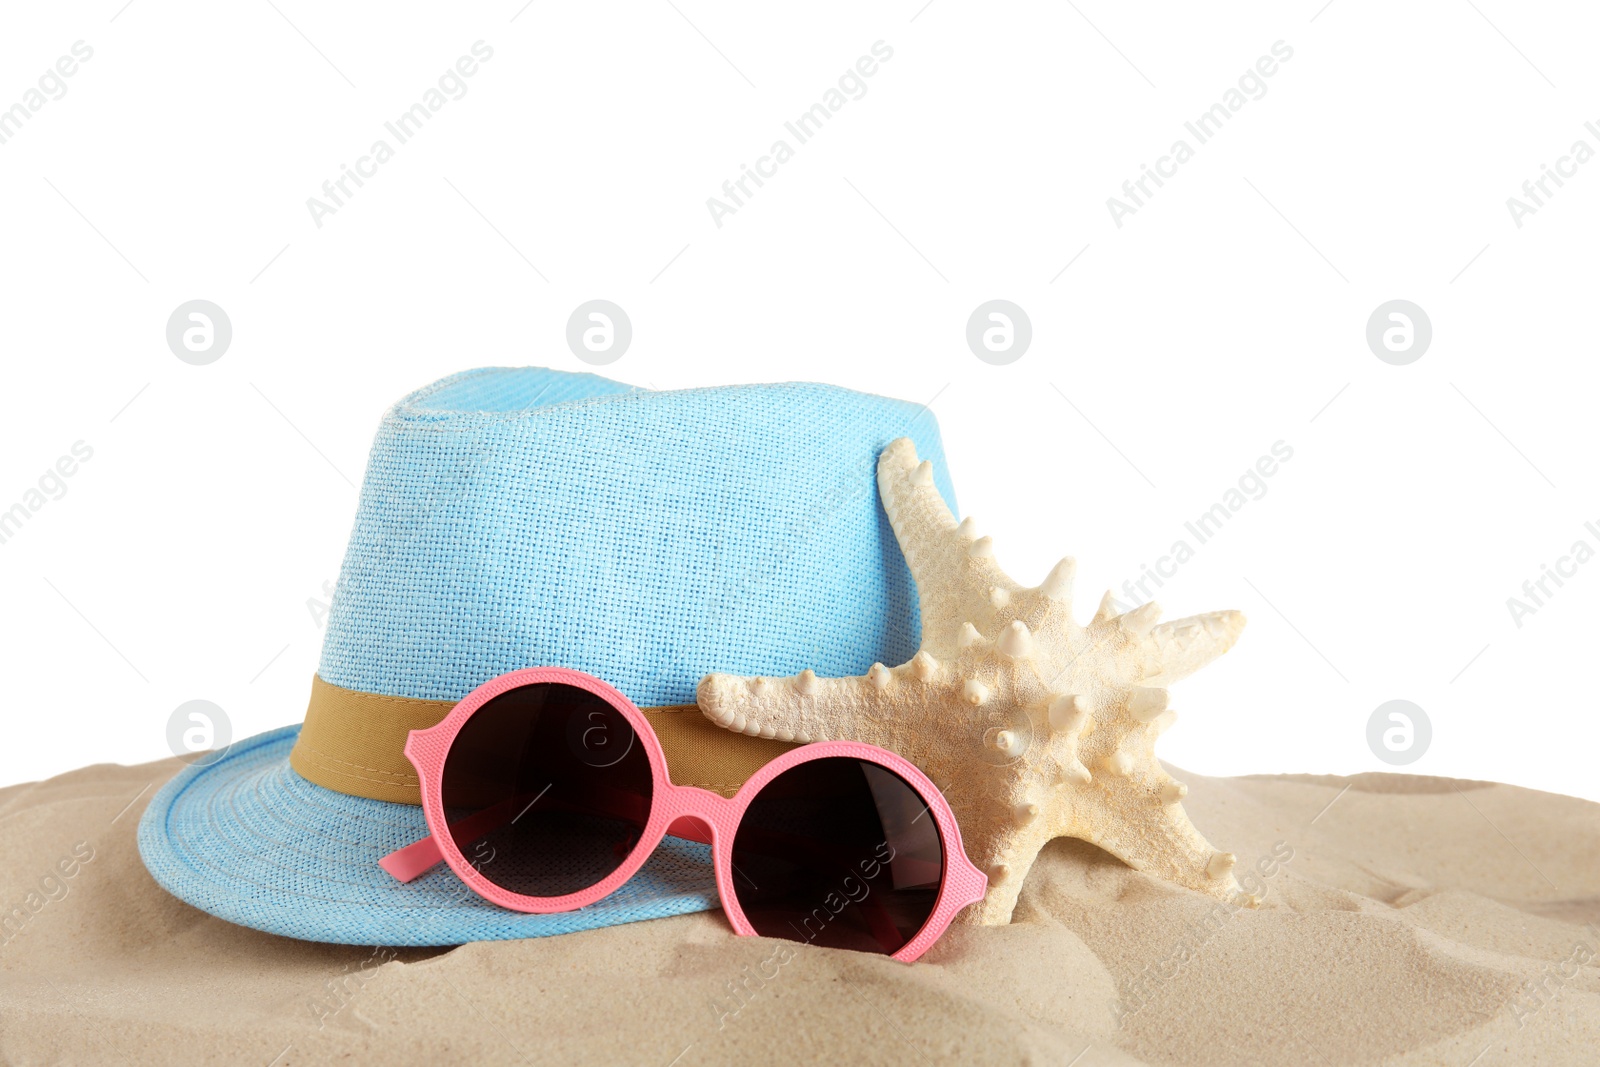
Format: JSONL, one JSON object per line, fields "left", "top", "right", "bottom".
{"left": 384, "top": 667, "right": 987, "bottom": 962}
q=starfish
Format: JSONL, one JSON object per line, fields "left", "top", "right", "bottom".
{"left": 697, "top": 437, "right": 1255, "bottom": 924}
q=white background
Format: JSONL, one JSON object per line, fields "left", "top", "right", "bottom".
{"left": 1, "top": 1, "right": 1596, "bottom": 804}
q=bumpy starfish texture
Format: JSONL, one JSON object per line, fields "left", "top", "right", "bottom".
{"left": 698, "top": 437, "right": 1254, "bottom": 924}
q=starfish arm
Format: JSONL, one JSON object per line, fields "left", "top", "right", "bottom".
{"left": 1081, "top": 782, "right": 1245, "bottom": 897}
{"left": 1137, "top": 609, "right": 1246, "bottom": 686}
{"left": 876, "top": 438, "right": 1016, "bottom": 654}
{"left": 961, "top": 769, "right": 1250, "bottom": 925}
{"left": 698, "top": 666, "right": 939, "bottom": 748}
{"left": 966, "top": 790, "right": 1250, "bottom": 925}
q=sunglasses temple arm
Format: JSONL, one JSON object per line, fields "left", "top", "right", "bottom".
{"left": 861, "top": 892, "right": 909, "bottom": 955}
{"left": 378, "top": 794, "right": 532, "bottom": 883}
{"left": 379, "top": 835, "right": 446, "bottom": 883}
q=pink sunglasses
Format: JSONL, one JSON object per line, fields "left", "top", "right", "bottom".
{"left": 380, "top": 667, "right": 987, "bottom": 961}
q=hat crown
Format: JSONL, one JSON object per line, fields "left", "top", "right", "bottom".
{"left": 317, "top": 367, "right": 958, "bottom": 709}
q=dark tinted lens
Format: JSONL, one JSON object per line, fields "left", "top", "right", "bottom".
{"left": 440, "top": 681, "right": 653, "bottom": 898}
{"left": 730, "top": 757, "right": 944, "bottom": 955}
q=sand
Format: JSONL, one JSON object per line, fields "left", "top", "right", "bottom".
{"left": 1, "top": 756, "right": 1596, "bottom": 1066}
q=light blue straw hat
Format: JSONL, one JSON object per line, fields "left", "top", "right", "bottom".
{"left": 138, "top": 367, "right": 957, "bottom": 945}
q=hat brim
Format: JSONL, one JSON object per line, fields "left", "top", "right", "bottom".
{"left": 137, "top": 725, "right": 719, "bottom": 945}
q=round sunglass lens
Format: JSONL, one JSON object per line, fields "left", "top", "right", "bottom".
{"left": 440, "top": 681, "right": 653, "bottom": 898}
{"left": 729, "top": 757, "right": 944, "bottom": 954}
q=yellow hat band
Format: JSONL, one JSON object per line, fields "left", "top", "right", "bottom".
{"left": 288, "top": 674, "right": 797, "bottom": 805}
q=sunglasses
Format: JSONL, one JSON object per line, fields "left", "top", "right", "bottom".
{"left": 379, "top": 667, "right": 986, "bottom": 961}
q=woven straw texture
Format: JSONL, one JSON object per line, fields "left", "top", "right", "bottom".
{"left": 138, "top": 367, "right": 957, "bottom": 945}
{"left": 319, "top": 366, "right": 955, "bottom": 704}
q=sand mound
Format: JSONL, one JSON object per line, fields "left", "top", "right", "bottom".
{"left": 1, "top": 756, "right": 1595, "bottom": 1065}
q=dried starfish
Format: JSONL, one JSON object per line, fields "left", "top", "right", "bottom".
{"left": 698, "top": 437, "right": 1254, "bottom": 924}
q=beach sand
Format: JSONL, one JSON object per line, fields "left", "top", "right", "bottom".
{"left": 1, "top": 755, "right": 1596, "bottom": 1065}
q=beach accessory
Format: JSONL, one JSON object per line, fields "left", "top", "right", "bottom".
{"left": 380, "top": 667, "right": 985, "bottom": 960}
{"left": 138, "top": 367, "right": 959, "bottom": 946}
{"left": 699, "top": 437, "right": 1253, "bottom": 925}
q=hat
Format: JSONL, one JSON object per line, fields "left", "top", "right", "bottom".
{"left": 138, "top": 367, "right": 958, "bottom": 945}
